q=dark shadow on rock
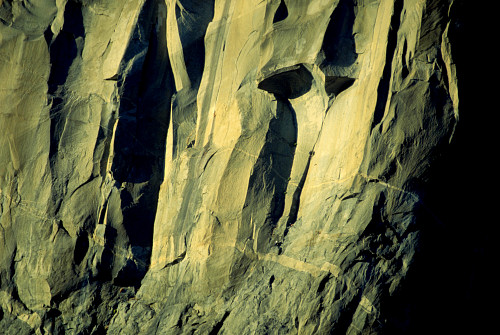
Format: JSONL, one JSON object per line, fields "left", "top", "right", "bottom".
{"left": 44, "top": 27, "right": 54, "bottom": 47}
{"left": 74, "top": 231, "right": 90, "bottom": 266}
{"left": 47, "top": 1, "right": 85, "bottom": 212}
{"left": 112, "top": 0, "right": 171, "bottom": 184}
{"left": 320, "top": 0, "right": 357, "bottom": 70}
{"left": 107, "top": 0, "right": 175, "bottom": 287}
{"left": 371, "top": 0, "right": 403, "bottom": 132}
{"left": 258, "top": 64, "right": 313, "bottom": 99}
{"left": 240, "top": 96, "right": 297, "bottom": 256}
{"left": 318, "top": 0, "right": 358, "bottom": 100}
{"left": 175, "top": 0, "right": 215, "bottom": 88}
{"left": 325, "top": 76, "right": 355, "bottom": 96}
{"left": 113, "top": 257, "right": 148, "bottom": 288}
{"left": 47, "top": 0, "right": 84, "bottom": 95}
{"left": 273, "top": 0, "right": 288, "bottom": 23}
{"left": 283, "top": 148, "right": 314, "bottom": 238}
{"left": 381, "top": 2, "right": 496, "bottom": 334}
{"left": 95, "top": 226, "right": 118, "bottom": 282}
{"left": 48, "top": 0, "right": 85, "bottom": 160}
{"left": 170, "top": 89, "right": 198, "bottom": 159}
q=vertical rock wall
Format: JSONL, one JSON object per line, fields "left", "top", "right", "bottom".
{"left": 0, "top": 0, "right": 491, "bottom": 334}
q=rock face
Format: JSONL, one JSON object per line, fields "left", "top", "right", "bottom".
{"left": 0, "top": 0, "right": 492, "bottom": 334}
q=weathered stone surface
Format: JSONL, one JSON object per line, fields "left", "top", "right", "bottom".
{"left": 0, "top": 0, "right": 493, "bottom": 334}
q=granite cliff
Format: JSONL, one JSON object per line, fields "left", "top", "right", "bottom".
{"left": 0, "top": 0, "right": 493, "bottom": 334}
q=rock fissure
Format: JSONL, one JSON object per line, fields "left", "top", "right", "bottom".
{"left": 371, "top": 0, "right": 404, "bottom": 132}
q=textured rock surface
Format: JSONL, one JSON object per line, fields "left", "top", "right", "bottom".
{"left": 0, "top": 0, "right": 493, "bottom": 334}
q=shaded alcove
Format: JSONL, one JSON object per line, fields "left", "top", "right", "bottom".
{"left": 258, "top": 64, "right": 313, "bottom": 99}
{"left": 47, "top": 0, "right": 85, "bottom": 163}
{"left": 108, "top": 0, "right": 175, "bottom": 287}
{"left": 320, "top": 0, "right": 357, "bottom": 70}
{"left": 239, "top": 96, "right": 298, "bottom": 254}
{"left": 175, "top": 0, "right": 215, "bottom": 88}
{"left": 273, "top": 0, "right": 288, "bottom": 23}
{"left": 325, "top": 76, "right": 355, "bottom": 96}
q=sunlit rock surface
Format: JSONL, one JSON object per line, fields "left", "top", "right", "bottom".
{"left": 0, "top": 0, "right": 493, "bottom": 334}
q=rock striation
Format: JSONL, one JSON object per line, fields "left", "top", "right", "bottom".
{"left": 0, "top": 0, "right": 493, "bottom": 334}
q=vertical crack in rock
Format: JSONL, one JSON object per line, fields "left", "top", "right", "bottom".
{"left": 108, "top": 0, "right": 175, "bottom": 287}
{"left": 166, "top": 0, "right": 215, "bottom": 152}
{"left": 256, "top": 64, "right": 318, "bottom": 245}
{"left": 241, "top": 95, "right": 297, "bottom": 253}
{"left": 174, "top": 0, "right": 215, "bottom": 89}
{"left": 73, "top": 231, "right": 89, "bottom": 266}
{"left": 371, "top": 0, "right": 404, "bottom": 132}
{"left": 283, "top": 150, "right": 311, "bottom": 238}
{"left": 195, "top": 0, "right": 230, "bottom": 146}
{"left": 46, "top": 0, "right": 86, "bottom": 220}
{"left": 47, "top": 0, "right": 84, "bottom": 96}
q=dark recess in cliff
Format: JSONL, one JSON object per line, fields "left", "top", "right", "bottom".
{"left": 273, "top": 0, "right": 288, "bottom": 23}
{"left": 175, "top": 0, "right": 215, "bottom": 88}
{"left": 371, "top": 0, "right": 403, "bottom": 132}
{"left": 258, "top": 64, "right": 313, "bottom": 99}
{"left": 320, "top": 0, "right": 357, "bottom": 71}
{"left": 109, "top": 0, "right": 174, "bottom": 287}
{"left": 324, "top": 76, "right": 355, "bottom": 96}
